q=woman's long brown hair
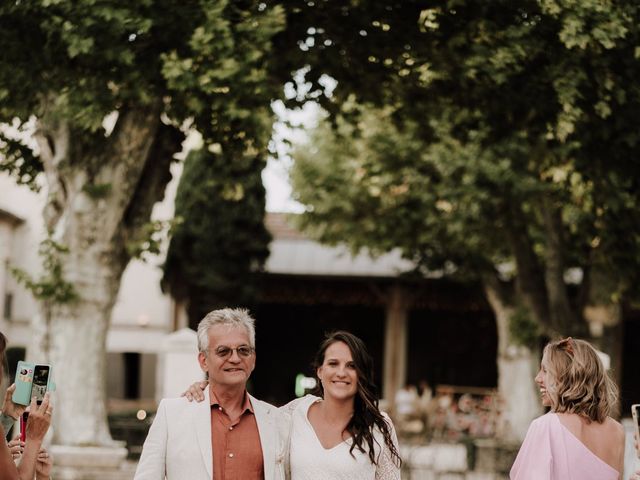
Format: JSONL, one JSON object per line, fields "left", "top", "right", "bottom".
{"left": 312, "top": 331, "right": 402, "bottom": 467}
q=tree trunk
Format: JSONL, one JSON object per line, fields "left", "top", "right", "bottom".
{"left": 483, "top": 278, "right": 540, "bottom": 442}
{"left": 501, "top": 200, "right": 551, "bottom": 333}
{"left": 28, "top": 200, "right": 130, "bottom": 445}
{"left": 540, "top": 199, "right": 579, "bottom": 335}
{"left": 29, "top": 104, "right": 182, "bottom": 446}
{"left": 49, "top": 295, "right": 119, "bottom": 445}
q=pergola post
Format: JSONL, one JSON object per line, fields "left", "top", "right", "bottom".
{"left": 382, "top": 284, "right": 409, "bottom": 415}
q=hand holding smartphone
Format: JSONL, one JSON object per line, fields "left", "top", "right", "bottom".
{"left": 19, "top": 394, "right": 52, "bottom": 443}
{"left": 632, "top": 403, "right": 640, "bottom": 457}
{"left": 12, "top": 361, "right": 54, "bottom": 406}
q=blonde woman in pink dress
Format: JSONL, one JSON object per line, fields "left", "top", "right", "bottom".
{"left": 510, "top": 337, "right": 625, "bottom": 480}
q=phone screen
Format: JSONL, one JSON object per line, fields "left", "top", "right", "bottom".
{"left": 32, "top": 365, "right": 49, "bottom": 404}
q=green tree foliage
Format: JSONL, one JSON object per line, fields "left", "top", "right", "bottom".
{"left": 1, "top": 0, "right": 284, "bottom": 178}
{"left": 11, "top": 238, "right": 78, "bottom": 305}
{"left": 287, "top": 0, "right": 640, "bottom": 343}
{"left": 162, "top": 147, "right": 271, "bottom": 328}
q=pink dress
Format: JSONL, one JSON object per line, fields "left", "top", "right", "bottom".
{"left": 510, "top": 413, "right": 619, "bottom": 480}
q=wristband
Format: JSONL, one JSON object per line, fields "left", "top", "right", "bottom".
{"left": 0, "top": 412, "right": 16, "bottom": 434}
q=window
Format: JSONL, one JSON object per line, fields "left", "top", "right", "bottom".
{"left": 3, "top": 293, "right": 12, "bottom": 320}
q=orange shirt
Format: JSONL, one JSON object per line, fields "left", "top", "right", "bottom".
{"left": 210, "top": 390, "right": 264, "bottom": 480}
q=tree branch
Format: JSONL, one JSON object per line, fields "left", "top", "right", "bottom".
{"left": 501, "top": 199, "right": 551, "bottom": 331}
{"left": 540, "top": 197, "right": 579, "bottom": 334}
{"left": 482, "top": 271, "right": 514, "bottom": 354}
{"left": 34, "top": 118, "right": 70, "bottom": 232}
{"left": 124, "top": 122, "right": 185, "bottom": 234}
{"left": 116, "top": 122, "right": 185, "bottom": 263}
{"left": 96, "top": 102, "right": 163, "bottom": 238}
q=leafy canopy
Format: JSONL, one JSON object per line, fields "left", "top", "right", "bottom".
{"left": 288, "top": 0, "right": 640, "bottom": 338}
{"left": 0, "top": 0, "right": 285, "bottom": 184}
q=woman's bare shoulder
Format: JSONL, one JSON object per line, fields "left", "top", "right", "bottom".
{"left": 603, "top": 416, "right": 624, "bottom": 437}
{"left": 554, "top": 412, "right": 583, "bottom": 427}
{"left": 556, "top": 413, "right": 622, "bottom": 429}
{"left": 555, "top": 413, "right": 623, "bottom": 440}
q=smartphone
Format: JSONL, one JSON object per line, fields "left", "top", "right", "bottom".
{"left": 12, "top": 361, "right": 54, "bottom": 406}
{"left": 31, "top": 364, "right": 50, "bottom": 404}
{"left": 19, "top": 411, "right": 28, "bottom": 442}
{"left": 632, "top": 404, "right": 640, "bottom": 455}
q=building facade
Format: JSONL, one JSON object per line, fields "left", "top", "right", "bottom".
{"left": 0, "top": 167, "right": 499, "bottom": 411}
{"left": 3, "top": 171, "right": 636, "bottom": 416}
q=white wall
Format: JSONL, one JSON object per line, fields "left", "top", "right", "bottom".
{"left": 0, "top": 174, "right": 47, "bottom": 346}
{"left": 0, "top": 164, "right": 179, "bottom": 353}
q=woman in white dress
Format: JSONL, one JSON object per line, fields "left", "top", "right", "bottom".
{"left": 281, "top": 331, "right": 401, "bottom": 480}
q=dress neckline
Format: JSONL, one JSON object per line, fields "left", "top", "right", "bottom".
{"left": 303, "top": 396, "right": 352, "bottom": 451}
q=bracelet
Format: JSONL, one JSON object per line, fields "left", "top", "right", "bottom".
{"left": 0, "top": 411, "right": 18, "bottom": 421}
{"left": 0, "top": 412, "right": 16, "bottom": 433}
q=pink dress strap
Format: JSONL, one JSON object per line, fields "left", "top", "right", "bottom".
{"left": 510, "top": 413, "right": 619, "bottom": 480}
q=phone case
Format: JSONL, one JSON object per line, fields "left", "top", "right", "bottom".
{"left": 12, "top": 360, "right": 35, "bottom": 406}
{"left": 12, "top": 361, "right": 55, "bottom": 406}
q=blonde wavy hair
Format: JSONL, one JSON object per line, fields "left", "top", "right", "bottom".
{"left": 543, "top": 337, "right": 618, "bottom": 423}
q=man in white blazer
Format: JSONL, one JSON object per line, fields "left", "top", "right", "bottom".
{"left": 134, "top": 308, "right": 289, "bottom": 480}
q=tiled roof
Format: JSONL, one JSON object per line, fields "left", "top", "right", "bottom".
{"left": 264, "top": 212, "right": 416, "bottom": 278}
{"left": 265, "top": 212, "right": 307, "bottom": 240}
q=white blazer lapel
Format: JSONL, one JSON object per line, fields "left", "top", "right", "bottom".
{"left": 251, "top": 394, "right": 277, "bottom": 480}
{"left": 194, "top": 388, "right": 213, "bottom": 479}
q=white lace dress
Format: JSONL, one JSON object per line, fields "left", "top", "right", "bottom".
{"left": 281, "top": 395, "right": 401, "bottom": 480}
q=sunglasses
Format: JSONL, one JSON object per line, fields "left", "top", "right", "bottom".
{"left": 212, "top": 345, "right": 254, "bottom": 358}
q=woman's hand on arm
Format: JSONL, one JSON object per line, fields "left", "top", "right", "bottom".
{"left": 181, "top": 380, "right": 208, "bottom": 402}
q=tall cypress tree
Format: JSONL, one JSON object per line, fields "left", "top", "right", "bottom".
{"left": 162, "top": 146, "right": 271, "bottom": 328}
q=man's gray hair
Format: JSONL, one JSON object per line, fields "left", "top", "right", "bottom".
{"left": 196, "top": 308, "right": 256, "bottom": 353}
